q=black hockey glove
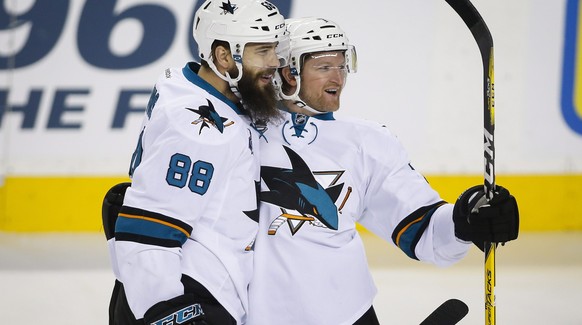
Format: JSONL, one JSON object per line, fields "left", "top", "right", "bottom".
{"left": 101, "top": 182, "right": 131, "bottom": 240}
{"left": 453, "top": 185, "right": 519, "bottom": 251}
{"left": 143, "top": 294, "right": 207, "bottom": 325}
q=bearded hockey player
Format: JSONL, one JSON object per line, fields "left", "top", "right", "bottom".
{"left": 102, "top": 1, "right": 289, "bottom": 324}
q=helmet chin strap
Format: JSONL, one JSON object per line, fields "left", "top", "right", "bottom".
{"left": 208, "top": 58, "right": 244, "bottom": 101}
{"left": 277, "top": 75, "right": 326, "bottom": 115}
{"left": 292, "top": 99, "right": 326, "bottom": 115}
{"left": 207, "top": 58, "right": 264, "bottom": 123}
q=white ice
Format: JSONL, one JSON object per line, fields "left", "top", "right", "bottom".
{"left": 1, "top": 232, "right": 580, "bottom": 324}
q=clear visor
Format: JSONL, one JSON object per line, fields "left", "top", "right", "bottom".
{"left": 235, "top": 38, "right": 291, "bottom": 70}
{"left": 346, "top": 45, "right": 357, "bottom": 73}
{"left": 276, "top": 37, "right": 291, "bottom": 67}
{"left": 302, "top": 45, "right": 358, "bottom": 78}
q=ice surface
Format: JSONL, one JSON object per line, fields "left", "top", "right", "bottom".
{"left": 1, "top": 232, "right": 580, "bottom": 324}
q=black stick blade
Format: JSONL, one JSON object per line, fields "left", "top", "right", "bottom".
{"left": 420, "top": 299, "right": 469, "bottom": 325}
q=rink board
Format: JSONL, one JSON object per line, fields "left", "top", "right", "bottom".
{"left": 0, "top": 174, "right": 580, "bottom": 232}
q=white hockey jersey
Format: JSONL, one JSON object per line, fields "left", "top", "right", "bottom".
{"left": 111, "top": 63, "right": 260, "bottom": 323}
{"left": 248, "top": 111, "right": 470, "bottom": 325}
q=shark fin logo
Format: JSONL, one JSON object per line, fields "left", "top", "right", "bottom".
{"left": 186, "top": 99, "right": 234, "bottom": 134}
{"left": 260, "top": 146, "right": 349, "bottom": 235}
{"left": 220, "top": 1, "right": 237, "bottom": 14}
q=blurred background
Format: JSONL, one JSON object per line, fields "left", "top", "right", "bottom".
{"left": 0, "top": 0, "right": 581, "bottom": 323}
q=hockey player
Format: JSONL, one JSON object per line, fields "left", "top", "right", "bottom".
{"left": 101, "top": 1, "right": 289, "bottom": 324}
{"left": 247, "top": 17, "right": 519, "bottom": 325}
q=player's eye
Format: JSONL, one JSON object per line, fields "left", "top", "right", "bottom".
{"left": 312, "top": 65, "right": 348, "bottom": 74}
{"left": 256, "top": 45, "right": 276, "bottom": 56}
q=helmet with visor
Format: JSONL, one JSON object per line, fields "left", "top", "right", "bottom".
{"left": 276, "top": 17, "right": 357, "bottom": 113}
{"left": 193, "top": 0, "right": 290, "bottom": 86}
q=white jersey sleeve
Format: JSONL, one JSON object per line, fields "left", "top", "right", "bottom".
{"left": 113, "top": 64, "right": 260, "bottom": 322}
{"left": 249, "top": 112, "right": 469, "bottom": 325}
{"left": 353, "top": 121, "right": 470, "bottom": 266}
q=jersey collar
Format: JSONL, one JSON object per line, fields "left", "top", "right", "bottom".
{"left": 310, "top": 112, "right": 335, "bottom": 121}
{"left": 182, "top": 62, "right": 244, "bottom": 115}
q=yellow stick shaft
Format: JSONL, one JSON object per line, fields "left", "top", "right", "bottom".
{"left": 485, "top": 243, "right": 496, "bottom": 325}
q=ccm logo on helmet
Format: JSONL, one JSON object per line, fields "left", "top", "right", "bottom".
{"left": 261, "top": 1, "right": 277, "bottom": 11}
{"left": 327, "top": 34, "right": 344, "bottom": 38}
{"left": 275, "top": 23, "right": 285, "bottom": 30}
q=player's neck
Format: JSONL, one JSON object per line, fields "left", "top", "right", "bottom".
{"left": 198, "top": 65, "right": 240, "bottom": 104}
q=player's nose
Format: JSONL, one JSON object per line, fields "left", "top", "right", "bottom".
{"left": 266, "top": 50, "right": 280, "bottom": 68}
{"left": 329, "top": 69, "right": 346, "bottom": 85}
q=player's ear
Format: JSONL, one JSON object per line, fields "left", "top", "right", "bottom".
{"left": 281, "top": 67, "right": 297, "bottom": 87}
{"left": 213, "top": 44, "right": 234, "bottom": 71}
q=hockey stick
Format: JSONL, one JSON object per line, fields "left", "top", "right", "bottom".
{"left": 419, "top": 299, "right": 469, "bottom": 325}
{"left": 443, "top": 0, "right": 496, "bottom": 324}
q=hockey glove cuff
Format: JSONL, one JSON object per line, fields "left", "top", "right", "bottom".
{"left": 143, "top": 294, "right": 207, "bottom": 325}
{"left": 453, "top": 185, "right": 519, "bottom": 251}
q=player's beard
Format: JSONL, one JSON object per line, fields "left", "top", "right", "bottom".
{"left": 298, "top": 81, "right": 342, "bottom": 113}
{"left": 236, "top": 66, "right": 280, "bottom": 124}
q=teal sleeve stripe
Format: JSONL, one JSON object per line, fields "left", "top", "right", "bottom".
{"left": 392, "top": 201, "right": 447, "bottom": 260}
{"left": 396, "top": 215, "right": 433, "bottom": 260}
{"left": 115, "top": 215, "right": 189, "bottom": 246}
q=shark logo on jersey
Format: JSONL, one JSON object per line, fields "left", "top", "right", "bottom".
{"left": 243, "top": 180, "right": 261, "bottom": 251}
{"left": 186, "top": 99, "right": 234, "bottom": 134}
{"left": 220, "top": 1, "right": 237, "bottom": 14}
{"left": 261, "top": 146, "right": 345, "bottom": 235}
